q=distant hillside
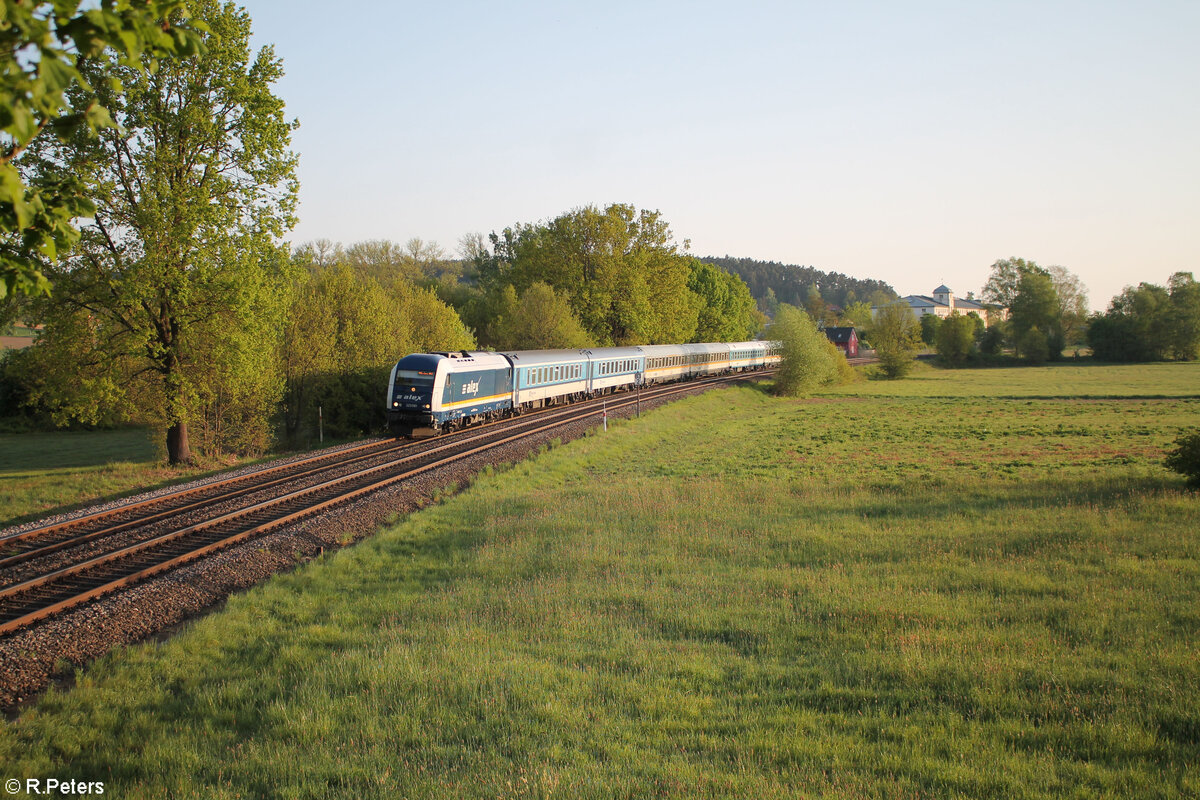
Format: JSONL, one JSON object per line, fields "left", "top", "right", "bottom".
{"left": 700, "top": 256, "right": 896, "bottom": 309}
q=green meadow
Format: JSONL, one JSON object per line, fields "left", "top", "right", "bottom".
{"left": 2, "top": 363, "right": 1198, "bottom": 798}
{"left": 0, "top": 428, "right": 237, "bottom": 529}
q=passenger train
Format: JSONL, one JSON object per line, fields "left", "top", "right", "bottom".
{"left": 386, "top": 341, "right": 781, "bottom": 435}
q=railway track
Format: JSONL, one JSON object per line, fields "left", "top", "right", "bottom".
{"left": 0, "top": 370, "right": 770, "bottom": 636}
{"left": 0, "top": 438, "right": 416, "bottom": 572}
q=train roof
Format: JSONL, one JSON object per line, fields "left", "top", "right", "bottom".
{"left": 433, "top": 351, "right": 510, "bottom": 370}
{"left": 637, "top": 344, "right": 688, "bottom": 356}
{"left": 583, "top": 346, "right": 645, "bottom": 360}
{"left": 395, "top": 353, "right": 445, "bottom": 372}
{"left": 681, "top": 342, "right": 730, "bottom": 354}
{"left": 500, "top": 349, "right": 589, "bottom": 366}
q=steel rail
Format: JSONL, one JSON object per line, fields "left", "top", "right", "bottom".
{"left": 1, "top": 368, "right": 768, "bottom": 579}
{"left": 0, "top": 438, "right": 406, "bottom": 548}
{"left": 0, "top": 370, "right": 766, "bottom": 635}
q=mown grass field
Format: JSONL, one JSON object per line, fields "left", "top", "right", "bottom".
{"left": 2, "top": 363, "right": 1198, "bottom": 798}
{"left": 0, "top": 428, "right": 228, "bottom": 529}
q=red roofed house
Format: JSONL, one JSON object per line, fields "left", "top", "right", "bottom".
{"left": 824, "top": 327, "right": 859, "bottom": 357}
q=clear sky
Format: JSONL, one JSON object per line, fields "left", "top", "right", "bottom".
{"left": 243, "top": 0, "right": 1198, "bottom": 311}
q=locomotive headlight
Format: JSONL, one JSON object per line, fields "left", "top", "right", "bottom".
{"left": 423, "top": 404, "right": 430, "bottom": 409}
{"left": 393, "top": 401, "right": 399, "bottom": 407}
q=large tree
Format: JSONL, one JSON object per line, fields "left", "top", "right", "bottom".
{"left": 479, "top": 204, "right": 701, "bottom": 346}
{"left": 19, "top": 0, "right": 297, "bottom": 463}
{"left": 1008, "top": 267, "right": 1063, "bottom": 360}
{"left": 983, "top": 257, "right": 1068, "bottom": 360}
{"left": 1, "top": 0, "right": 204, "bottom": 298}
{"left": 484, "top": 281, "right": 591, "bottom": 351}
{"left": 687, "top": 260, "right": 758, "bottom": 342}
{"left": 1046, "top": 265, "right": 1089, "bottom": 347}
{"left": 1088, "top": 273, "right": 1200, "bottom": 362}
{"left": 935, "top": 313, "right": 975, "bottom": 366}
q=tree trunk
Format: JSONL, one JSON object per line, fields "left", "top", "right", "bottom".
{"left": 167, "top": 420, "right": 192, "bottom": 465}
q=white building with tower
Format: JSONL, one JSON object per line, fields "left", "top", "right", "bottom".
{"left": 873, "top": 285, "right": 1007, "bottom": 326}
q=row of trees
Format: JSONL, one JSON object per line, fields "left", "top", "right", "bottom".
{"left": 452, "top": 204, "right": 761, "bottom": 350}
{"left": 1, "top": 2, "right": 770, "bottom": 462}
{"left": 1087, "top": 273, "right": 1200, "bottom": 362}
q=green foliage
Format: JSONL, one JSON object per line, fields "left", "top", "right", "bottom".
{"left": 331, "top": 237, "right": 457, "bottom": 289}
{"left": 842, "top": 300, "right": 874, "bottom": 330}
{"left": 1047, "top": 264, "right": 1090, "bottom": 346}
{"left": 1, "top": 0, "right": 205, "bottom": 299}
{"left": 700, "top": 255, "right": 896, "bottom": 311}
{"left": 12, "top": 0, "right": 296, "bottom": 463}
{"left": 870, "top": 301, "right": 922, "bottom": 378}
{"left": 984, "top": 258, "right": 1085, "bottom": 361}
{"left": 1008, "top": 264, "right": 1063, "bottom": 360}
{"left": 982, "top": 256, "right": 1032, "bottom": 309}
{"left": 687, "top": 260, "right": 759, "bottom": 342}
{"left": 1164, "top": 429, "right": 1200, "bottom": 488}
{"left": 479, "top": 204, "right": 702, "bottom": 345}
{"left": 1016, "top": 325, "right": 1050, "bottom": 364}
{"left": 1089, "top": 273, "right": 1200, "bottom": 362}
{"left": 919, "top": 313, "right": 941, "bottom": 345}
{"left": 279, "top": 264, "right": 474, "bottom": 443}
{"left": 935, "top": 313, "right": 975, "bottom": 365}
{"left": 978, "top": 323, "right": 1006, "bottom": 355}
{"left": 769, "top": 304, "right": 838, "bottom": 396}
{"left": 486, "top": 281, "right": 592, "bottom": 350}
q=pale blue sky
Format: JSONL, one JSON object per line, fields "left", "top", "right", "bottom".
{"left": 245, "top": 1, "right": 1198, "bottom": 310}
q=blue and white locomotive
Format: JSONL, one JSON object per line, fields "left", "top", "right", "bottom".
{"left": 386, "top": 341, "right": 780, "bottom": 435}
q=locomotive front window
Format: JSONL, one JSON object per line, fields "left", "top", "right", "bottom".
{"left": 395, "top": 370, "right": 434, "bottom": 388}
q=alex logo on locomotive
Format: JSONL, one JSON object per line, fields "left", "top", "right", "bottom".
{"left": 460, "top": 379, "right": 481, "bottom": 396}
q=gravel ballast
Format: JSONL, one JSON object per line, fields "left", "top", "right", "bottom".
{"left": 0, "top": 379, "right": 751, "bottom": 712}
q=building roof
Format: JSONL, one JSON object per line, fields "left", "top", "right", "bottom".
{"left": 933, "top": 284, "right": 953, "bottom": 294}
{"left": 901, "top": 294, "right": 943, "bottom": 308}
{"left": 824, "top": 327, "right": 857, "bottom": 344}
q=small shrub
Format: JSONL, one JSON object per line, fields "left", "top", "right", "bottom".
{"left": 769, "top": 305, "right": 839, "bottom": 396}
{"left": 1164, "top": 429, "right": 1200, "bottom": 488}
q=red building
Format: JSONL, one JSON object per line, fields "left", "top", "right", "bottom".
{"left": 824, "top": 327, "right": 859, "bottom": 357}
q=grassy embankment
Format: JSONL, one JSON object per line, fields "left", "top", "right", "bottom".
{"left": 0, "top": 429, "right": 267, "bottom": 529}
{"left": 2, "top": 362, "right": 1198, "bottom": 798}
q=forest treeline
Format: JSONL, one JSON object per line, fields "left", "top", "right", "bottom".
{"left": 699, "top": 256, "right": 897, "bottom": 312}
